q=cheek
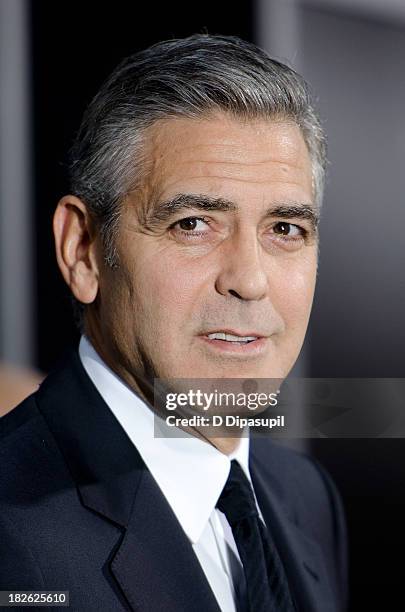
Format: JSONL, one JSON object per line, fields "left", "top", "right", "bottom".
{"left": 133, "top": 253, "right": 205, "bottom": 336}
{"left": 271, "top": 256, "right": 317, "bottom": 327}
{"left": 100, "top": 270, "right": 138, "bottom": 345}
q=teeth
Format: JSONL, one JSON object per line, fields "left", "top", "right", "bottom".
{"left": 207, "top": 332, "right": 257, "bottom": 342}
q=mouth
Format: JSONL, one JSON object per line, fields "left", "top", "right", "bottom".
{"left": 199, "top": 329, "right": 268, "bottom": 354}
{"left": 206, "top": 331, "right": 258, "bottom": 344}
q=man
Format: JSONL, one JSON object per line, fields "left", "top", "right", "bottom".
{"left": 0, "top": 35, "right": 348, "bottom": 611}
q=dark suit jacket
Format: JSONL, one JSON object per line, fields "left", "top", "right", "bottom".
{"left": 0, "top": 350, "right": 348, "bottom": 611}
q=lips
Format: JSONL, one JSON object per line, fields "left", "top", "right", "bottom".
{"left": 200, "top": 329, "right": 268, "bottom": 351}
{"left": 207, "top": 332, "right": 258, "bottom": 343}
{"left": 199, "top": 330, "right": 268, "bottom": 355}
{"left": 202, "top": 329, "right": 265, "bottom": 341}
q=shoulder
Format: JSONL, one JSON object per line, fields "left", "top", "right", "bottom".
{"left": 0, "top": 393, "right": 48, "bottom": 470}
{"left": 251, "top": 438, "right": 343, "bottom": 515}
{"left": 0, "top": 392, "right": 39, "bottom": 439}
{"left": 0, "top": 392, "right": 68, "bottom": 588}
{"left": 251, "top": 438, "right": 349, "bottom": 608}
{"left": 0, "top": 386, "right": 74, "bottom": 509}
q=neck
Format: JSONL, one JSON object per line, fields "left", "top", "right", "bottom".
{"left": 209, "top": 436, "right": 243, "bottom": 455}
{"left": 83, "top": 327, "right": 245, "bottom": 456}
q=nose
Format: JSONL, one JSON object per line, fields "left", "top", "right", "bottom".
{"left": 215, "top": 230, "right": 268, "bottom": 301}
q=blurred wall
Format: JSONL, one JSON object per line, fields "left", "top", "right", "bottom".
{"left": 0, "top": 0, "right": 34, "bottom": 367}
{"left": 301, "top": 4, "right": 405, "bottom": 378}
{"left": 257, "top": 0, "right": 405, "bottom": 379}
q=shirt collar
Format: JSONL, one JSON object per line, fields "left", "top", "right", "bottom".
{"left": 78, "top": 335, "right": 251, "bottom": 544}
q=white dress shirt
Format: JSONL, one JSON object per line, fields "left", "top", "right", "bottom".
{"left": 79, "top": 335, "right": 263, "bottom": 612}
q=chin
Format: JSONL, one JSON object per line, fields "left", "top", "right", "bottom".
{"left": 200, "top": 363, "right": 282, "bottom": 380}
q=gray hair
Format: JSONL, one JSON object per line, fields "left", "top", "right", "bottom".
{"left": 68, "top": 34, "right": 327, "bottom": 327}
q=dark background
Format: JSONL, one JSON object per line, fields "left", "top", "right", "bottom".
{"left": 2, "top": 1, "right": 404, "bottom": 609}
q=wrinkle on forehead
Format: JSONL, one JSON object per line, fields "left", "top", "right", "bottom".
{"left": 126, "top": 112, "right": 313, "bottom": 223}
{"left": 148, "top": 113, "right": 308, "bottom": 162}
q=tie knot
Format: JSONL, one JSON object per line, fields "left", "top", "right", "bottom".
{"left": 216, "top": 460, "right": 259, "bottom": 526}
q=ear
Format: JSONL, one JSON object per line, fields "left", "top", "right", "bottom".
{"left": 53, "top": 195, "right": 100, "bottom": 304}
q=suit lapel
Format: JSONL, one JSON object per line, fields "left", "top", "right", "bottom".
{"left": 37, "top": 350, "right": 221, "bottom": 612}
{"left": 110, "top": 468, "right": 221, "bottom": 612}
{"left": 249, "top": 443, "right": 336, "bottom": 612}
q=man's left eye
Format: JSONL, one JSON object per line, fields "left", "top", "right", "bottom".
{"left": 272, "top": 222, "right": 303, "bottom": 237}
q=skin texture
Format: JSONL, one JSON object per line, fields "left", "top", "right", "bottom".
{"left": 54, "top": 112, "right": 318, "bottom": 453}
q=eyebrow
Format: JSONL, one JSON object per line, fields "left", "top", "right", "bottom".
{"left": 268, "top": 204, "right": 319, "bottom": 231}
{"left": 145, "top": 193, "right": 319, "bottom": 231}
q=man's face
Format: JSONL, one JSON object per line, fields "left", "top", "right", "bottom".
{"left": 93, "top": 113, "right": 318, "bottom": 383}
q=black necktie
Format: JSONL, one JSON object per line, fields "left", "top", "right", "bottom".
{"left": 216, "top": 460, "right": 296, "bottom": 612}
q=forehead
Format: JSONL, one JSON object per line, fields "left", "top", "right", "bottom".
{"left": 142, "top": 112, "right": 313, "bottom": 204}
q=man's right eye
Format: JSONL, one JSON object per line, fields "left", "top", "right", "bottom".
{"left": 170, "top": 216, "right": 210, "bottom": 234}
